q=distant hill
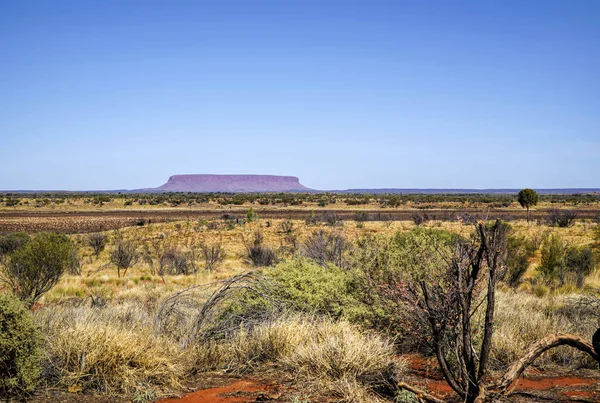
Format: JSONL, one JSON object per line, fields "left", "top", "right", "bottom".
{"left": 143, "top": 174, "right": 312, "bottom": 193}
{"left": 3, "top": 175, "right": 599, "bottom": 194}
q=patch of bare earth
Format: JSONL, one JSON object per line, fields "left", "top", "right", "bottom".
{"left": 403, "top": 354, "right": 600, "bottom": 402}
{"left": 157, "top": 378, "right": 282, "bottom": 403}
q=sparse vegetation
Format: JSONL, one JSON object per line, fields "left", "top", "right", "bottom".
{"left": 0, "top": 194, "right": 598, "bottom": 402}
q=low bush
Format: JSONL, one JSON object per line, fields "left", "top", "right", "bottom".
{"left": 109, "top": 239, "right": 139, "bottom": 278}
{"left": 197, "top": 240, "right": 225, "bottom": 272}
{"left": 565, "top": 247, "right": 595, "bottom": 288}
{"left": 0, "top": 232, "right": 30, "bottom": 257}
{"left": 504, "top": 235, "right": 538, "bottom": 287}
{"left": 538, "top": 234, "right": 566, "bottom": 284}
{"left": 188, "top": 258, "right": 392, "bottom": 341}
{"left": 244, "top": 231, "right": 278, "bottom": 267}
{"left": 322, "top": 211, "right": 341, "bottom": 226}
{"left": 538, "top": 234, "right": 595, "bottom": 287}
{"left": 87, "top": 233, "right": 107, "bottom": 258}
{"left": 301, "top": 229, "right": 349, "bottom": 269}
{"left": 158, "top": 248, "right": 195, "bottom": 276}
{"left": 266, "top": 259, "right": 364, "bottom": 320}
{"left": 1, "top": 233, "right": 78, "bottom": 307}
{"left": 0, "top": 293, "right": 41, "bottom": 397}
{"left": 547, "top": 209, "right": 577, "bottom": 227}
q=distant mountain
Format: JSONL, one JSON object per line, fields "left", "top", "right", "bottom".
{"left": 3, "top": 175, "right": 599, "bottom": 194}
{"left": 144, "top": 174, "right": 313, "bottom": 193}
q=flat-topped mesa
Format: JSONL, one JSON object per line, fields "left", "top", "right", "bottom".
{"left": 154, "top": 174, "right": 312, "bottom": 193}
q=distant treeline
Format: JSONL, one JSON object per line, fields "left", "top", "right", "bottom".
{"left": 1, "top": 192, "right": 600, "bottom": 208}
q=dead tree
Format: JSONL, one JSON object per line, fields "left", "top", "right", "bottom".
{"left": 403, "top": 220, "right": 508, "bottom": 402}
{"left": 87, "top": 233, "right": 107, "bottom": 259}
{"left": 387, "top": 220, "right": 600, "bottom": 402}
{"left": 198, "top": 239, "right": 226, "bottom": 272}
{"left": 301, "top": 229, "right": 348, "bottom": 269}
{"left": 242, "top": 231, "right": 278, "bottom": 267}
{"left": 109, "top": 240, "right": 138, "bottom": 278}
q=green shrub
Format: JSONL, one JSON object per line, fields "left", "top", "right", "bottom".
{"left": 0, "top": 232, "right": 30, "bottom": 257}
{"left": 212, "top": 258, "right": 390, "bottom": 334}
{"left": 267, "top": 258, "right": 359, "bottom": 319}
{"left": 504, "top": 235, "right": 537, "bottom": 287}
{"left": 1, "top": 233, "right": 77, "bottom": 307}
{"left": 565, "top": 247, "right": 595, "bottom": 288}
{"left": 538, "top": 234, "right": 566, "bottom": 284}
{"left": 375, "top": 227, "right": 459, "bottom": 282}
{"left": 0, "top": 293, "right": 41, "bottom": 396}
{"left": 538, "top": 235, "right": 595, "bottom": 288}
{"left": 266, "top": 258, "right": 394, "bottom": 330}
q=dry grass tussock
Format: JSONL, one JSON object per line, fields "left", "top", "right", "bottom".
{"left": 194, "top": 315, "right": 404, "bottom": 402}
{"left": 493, "top": 290, "right": 598, "bottom": 370}
{"left": 35, "top": 301, "right": 188, "bottom": 394}
{"left": 35, "top": 301, "right": 401, "bottom": 402}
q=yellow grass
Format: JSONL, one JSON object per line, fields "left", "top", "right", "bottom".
{"left": 16, "top": 214, "right": 598, "bottom": 400}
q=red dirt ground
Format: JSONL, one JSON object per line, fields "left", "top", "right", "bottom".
{"left": 28, "top": 356, "right": 599, "bottom": 402}
{"left": 400, "top": 354, "right": 600, "bottom": 401}
{"left": 156, "top": 379, "right": 282, "bottom": 403}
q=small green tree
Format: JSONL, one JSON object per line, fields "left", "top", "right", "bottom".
{"left": 504, "top": 235, "right": 537, "bottom": 287}
{"left": 0, "top": 293, "right": 41, "bottom": 396}
{"left": 0, "top": 233, "right": 77, "bottom": 307}
{"left": 538, "top": 234, "right": 565, "bottom": 284}
{"left": 246, "top": 207, "right": 256, "bottom": 223}
{"left": 517, "top": 188, "right": 539, "bottom": 222}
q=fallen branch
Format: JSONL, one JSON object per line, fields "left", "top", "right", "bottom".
{"left": 395, "top": 382, "right": 447, "bottom": 403}
{"left": 492, "top": 333, "right": 599, "bottom": 395}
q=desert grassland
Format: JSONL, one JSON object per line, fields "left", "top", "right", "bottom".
{"left": 45, "top": 218, "right": 598, "bottom": 302}
{"left": 4, "top": 213, "right": 600, "bottom": 402}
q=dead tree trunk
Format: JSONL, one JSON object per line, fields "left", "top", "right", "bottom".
{"left": 491, "top": 333, "right": 598, "bottom": 395}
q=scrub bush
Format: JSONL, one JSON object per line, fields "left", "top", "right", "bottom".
{"left": 0, "top": 293, "right": 41, "bottom": 396}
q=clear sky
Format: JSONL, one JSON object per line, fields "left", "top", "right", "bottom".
{"left": 1, "top": 0, "right": 598, "bottom": 191}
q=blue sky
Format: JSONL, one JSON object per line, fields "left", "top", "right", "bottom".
{"left": 1, "top": 0, "right": 598, "bottom": 190}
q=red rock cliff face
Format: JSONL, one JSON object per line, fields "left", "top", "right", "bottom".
{"left": 154, "top": 175, "right": 311, "bottom": 192}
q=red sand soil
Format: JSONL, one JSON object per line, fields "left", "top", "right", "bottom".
{"left": 403, "top": 353, "right": 600, "bottom": 400}
{"left": 157, "top": 355, "right": 600, "bottom": 403}
{"left": 513, "top": 376, "right": 596, "bottom": 390}
{"left": 156, "top": 379, "right": 280, "bottom": 403}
